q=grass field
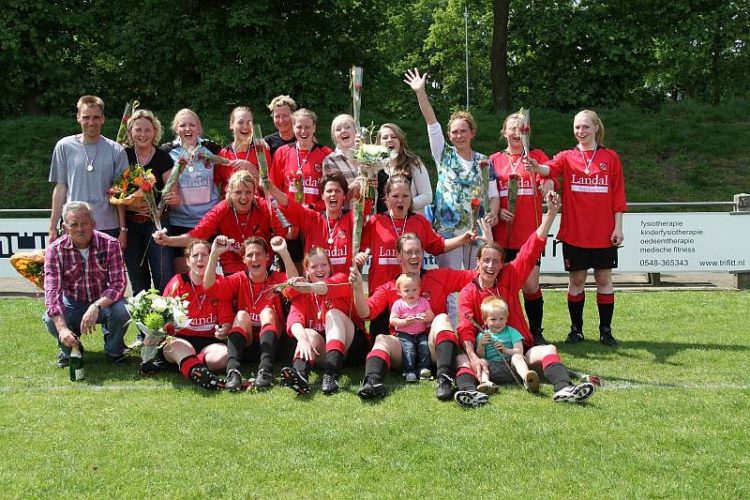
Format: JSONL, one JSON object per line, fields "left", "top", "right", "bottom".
{"left": 1, "top": 291, "right": 748, "bottom": 498}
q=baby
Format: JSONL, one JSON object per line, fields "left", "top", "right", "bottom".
{"left": 389, "top": 273, "right": 435, "bottom": 382}
{"left": 476, "top": 296, "right": 539, "bottom": 394}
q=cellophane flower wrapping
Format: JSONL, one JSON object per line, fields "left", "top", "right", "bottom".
{"left": 126, "top": 289, "right": 189, "bottom": 361}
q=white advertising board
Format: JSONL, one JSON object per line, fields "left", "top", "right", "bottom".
{"left": 1, "top": 213, "right": 748, "bottom": 277}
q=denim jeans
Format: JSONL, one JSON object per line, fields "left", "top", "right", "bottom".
{"left": 396, "top": 332, "right": 430, "bottom": 374}
{"left": 42, "top": 296, "right": 130, "bottom": 358}
{"left": 124, "top": 219, "right": 174, "bottom": 295}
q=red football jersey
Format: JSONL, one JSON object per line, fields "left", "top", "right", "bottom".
{"left": 282, "top": 199, "right": 354, "bottom": 275}
{"left": 457, "top": 232, "right": 546, "bottom": 348}
{"left": 543, "top": 147, "right": 627, "bottom": 248}
{"left": 188, "top": 199, "right": 286, "bottom": 274}
{"left": 164, "top": 273, "right": 234, "bottom": 338}
{"left": 361, "top": 213, "right": 446, "bottom": 292}
{"left": 285, "top": 273, "right": 356, "bottom": 335}
{"left": 270, "top": 143, "right": 332, "bottom": 211}
{"left": 490, "top": 149, "right": 549, "bottom": 249}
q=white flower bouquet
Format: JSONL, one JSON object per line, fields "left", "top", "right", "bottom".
{"left": 126, "top": 289, "right": 190, "bottom": 361}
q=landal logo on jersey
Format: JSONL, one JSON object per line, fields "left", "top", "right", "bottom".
{"left": 571, "top": 174, "right": 609, "bottom": 193}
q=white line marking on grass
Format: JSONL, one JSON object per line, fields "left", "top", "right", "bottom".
{"left": 0, "top": 384, "right": 177, "bottom": 393}
{"left": 1, "top": 382, "right": 748, "bottom": 393}
{"left": 601, "top": 382, "right": 750, "bottom": 390}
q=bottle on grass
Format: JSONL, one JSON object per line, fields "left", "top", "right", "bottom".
{"left": 69, "top": 346, "right": 85, "bottom": 382}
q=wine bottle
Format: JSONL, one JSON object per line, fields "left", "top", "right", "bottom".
{"left": 69, "top": 346, "right": 85, "bottom": 382}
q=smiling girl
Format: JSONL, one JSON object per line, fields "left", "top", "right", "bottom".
{"left": 528, "top": 110, "right": 627, "bottom": 347}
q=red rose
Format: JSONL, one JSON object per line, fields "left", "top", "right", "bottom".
{"left": 471, "top": 198, "right": 481, "bottom": 207}
{"left": 140, "top": 181, "right": 153, "bottom": 192}
{"left": 165, "top": 323, "right": 175, "bottom": 335}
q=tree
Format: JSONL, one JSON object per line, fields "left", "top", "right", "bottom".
{"left": 490, "top": 0, "right": 510, "bottom": 112}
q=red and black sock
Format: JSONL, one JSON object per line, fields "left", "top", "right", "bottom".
{"left": 597, "top": 293, "right": 615, "bottom": 330}
{"left": 258, "top": 325, "right": 278, "bottom": 372}
{"left": 178, "top": 355, "right": 201, "bottom": 380}
{"left": 455, "top": 367, "right": 477, "bottom": 391}
{"left": 542, "top": 354, "right": 572, "bottom": 392}
{"left": 227, "top": 326, "right": 248, "bottom": 372}
{"left": 324, "top": 339, "right": 346, "bottom": 375}
{"left": 567, "top": 291, "right": 585, "bottom": 329}
{"left": 434, "top": 331, "right": 458, "bottom": 378}
{"left": 524, "top": 289, "right": 544, "bottom": 333}
{"left": 364, "top": 349, "right": 390, "bottom": 384}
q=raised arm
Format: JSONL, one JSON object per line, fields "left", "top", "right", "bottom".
{"left": 404, "top": 68, "right": 438, "bottom": 125}
{"left": 204, "top": 236, "right": 233, "bottom": 289}
{"left": 261, "top": 178, "right": 289, "bottom": 207}
{"left": 271, "top": 236, "right": 297, "bottom": 278}
{"left": 348, "top": 264, "right": 371, "bottom": 319}
{"left": 536, "top": 192, "right": 561, "bottom": 240}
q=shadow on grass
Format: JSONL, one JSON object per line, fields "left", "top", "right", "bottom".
{"left": 559, "top": 339, "right": 750, "bottom": 365}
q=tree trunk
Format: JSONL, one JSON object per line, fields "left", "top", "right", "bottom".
{"left": 490, "top": 0, "right": 510, "bottom": 113}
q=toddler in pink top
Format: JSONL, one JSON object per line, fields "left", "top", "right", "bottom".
{"left": 389, "top": 274, "right": 435, "bottom": 382}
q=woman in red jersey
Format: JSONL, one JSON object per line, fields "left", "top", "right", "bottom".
{"left": 153, "top": 170, "right": 287, "bottom": 275}
{"left": 269, "top": 108, "right": 333, "bottom": 268}
{"left": 204, "top": 235, "right": 297, "bottom": 392}
{"left": 457, "top": 193, "right": 596, "bottom": 406}
{"left": 264, "top": 171, "right": 356, "bottom": 276}
{"left": 278, "top": 247, "right": 368, "bottom": 396}
{"left": 215, "top": 106, "right": 269, "bottom": 196}
{"left": 139, "top": 240, "right": 231, "bottom": 390}
{"left": 489, "top": 112, "right": 553, "bottom": 345}
{"left": 528, "top": 110, "right": 627, "bottom": 346}
{"left": 358, "top": 175, "right": 474, "bottom": 339}
{"left": 349, "top": 219, "right": 492, "bottom": 404}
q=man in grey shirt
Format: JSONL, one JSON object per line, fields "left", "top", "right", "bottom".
{"left": 48, "top": 95, "right": 128, "bottom": 246}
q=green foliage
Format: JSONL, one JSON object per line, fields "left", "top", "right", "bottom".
{"left": 2, "top": 1, "right": 749, "bottom": 117}
{"left": 1, "top": 293, "right": 749, "bottom": 497}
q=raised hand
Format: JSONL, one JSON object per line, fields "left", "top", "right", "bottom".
{"left": 211, "top": 235, "right": 235, "bottom": 256}
{"left": 270, "top": 236, "right": 287, "bottom": 254}
{"left": 546, "top": 191, "right": 561, "bottom": 215}
{"left": 403, "top": 68, "right": 428, "bottom": 92}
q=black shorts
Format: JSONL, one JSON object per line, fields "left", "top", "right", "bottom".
{"left": 503, "top": 248, "right": 541, "bottom": 267}
{"left": 345, "top": 327, "right": 373, "bottom": 366}
{"left": 176, "top": 335, "right": 223, "bottom": 353}
{"left": 562, "top": 242, "right": 618, "bottom": 272}
{"left": 488, "top": 360, "right": 516, "bottom": 385}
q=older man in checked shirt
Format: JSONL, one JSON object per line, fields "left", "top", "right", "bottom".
{"left": 43, "top": 201, "right": 130, "bottom": 368}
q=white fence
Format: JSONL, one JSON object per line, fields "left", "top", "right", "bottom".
{"left": 1, "top": 207, "right": 748, "bottom": 277}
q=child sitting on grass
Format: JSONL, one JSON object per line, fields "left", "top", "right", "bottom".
{"left": 476, "top": 296, "right": 540, "bottom": 394}
{"left": 389, "top": 273, "right": 435, "bottom": 382}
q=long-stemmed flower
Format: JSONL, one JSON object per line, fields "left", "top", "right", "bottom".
{"left": 115, "top": 100, "right": 139, "bottom": 146}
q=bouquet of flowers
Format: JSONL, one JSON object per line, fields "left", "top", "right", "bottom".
{"left": 115, "top": 100, "right": 139, "bottom": 146}
{"left": 126, "top": 289, "right": 190, "bottom": 361}
{"left": 109, "top": 164, "right": 162, "bottom": 230}
{"left": 10, "top": 250, "right": 45, "bottom": 290}
{"left": 351, "top": 143, "right": 392, "bottom": 253}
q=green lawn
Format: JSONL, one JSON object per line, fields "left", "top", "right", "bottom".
{"left": 1, "top": 291, "right": 748, "bottom": 498}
